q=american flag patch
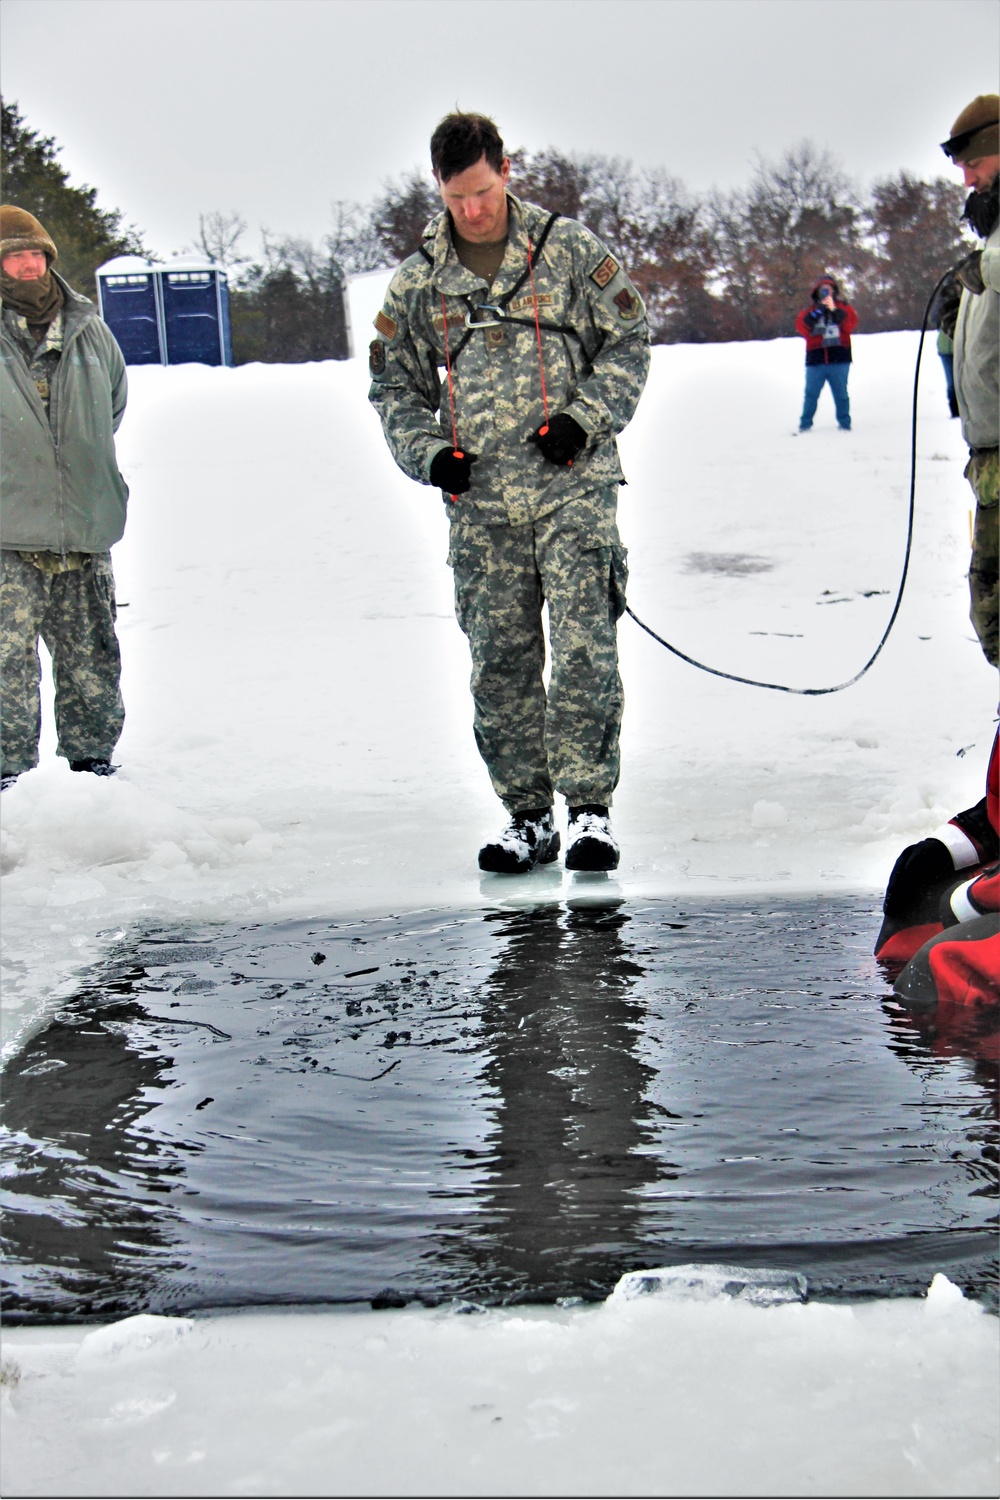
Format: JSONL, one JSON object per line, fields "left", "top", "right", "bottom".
{"left": 374, "top": 308, "right": 397, "bottom": 339}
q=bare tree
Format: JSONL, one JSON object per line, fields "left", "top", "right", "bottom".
{"left": 859, "top": 172, "right": 970, "bottom": 330}
{"left": 711, "top": 143, "right": 863, "bottom": 338}
{"left": 327, "top": 199, "right": 390, "bottom": 274}
{"left": 370, "top": 169, "right": 440, "bottom": 262}
{"left": 195, "top": 209, "right": 248, "bottom": 269}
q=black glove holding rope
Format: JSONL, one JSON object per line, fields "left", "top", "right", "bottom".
{"left": 528, "top": 413, "right": 587, "bottom": 467}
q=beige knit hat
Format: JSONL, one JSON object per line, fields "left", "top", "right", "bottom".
{"left": 0, "top": 205, "right": 58, "bottom": 263}
{"left": 941, "top": 95, "right": 1000, "bottom": 163}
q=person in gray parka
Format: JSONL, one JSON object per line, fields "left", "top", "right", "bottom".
{"left": 940, "top": 94, "right": 999, "bottom": 668}
{"left": 1, "top": 206, "right": 129, "bottom": 788}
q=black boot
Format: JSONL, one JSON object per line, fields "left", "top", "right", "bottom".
{"left": 565, "top": 804, "right": 620, "bottom": 871}
{"left": 479, "top": 809, "right": 560, "bottom": 874}
{"left": 70, "top": 758, "right": 117, "bottom": 777}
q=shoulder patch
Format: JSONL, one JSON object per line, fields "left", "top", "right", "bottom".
{"left": 374, "top": 308, "right": 397, "bottom": 340}
{"left": 369, "top": 339, "right": 386, "bottom": 376}
{"left": 590, "top": 255, "right": 619, "bottom": 289}
{"left": 613, "top": 287, "right": 640, "bottom": 321}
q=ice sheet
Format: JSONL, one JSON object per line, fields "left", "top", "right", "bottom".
{"left": 2, "top": 1274, "right": 997, "bottom": 1497}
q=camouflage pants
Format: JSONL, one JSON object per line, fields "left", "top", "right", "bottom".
{"left": 448, "top": 492, "right": 627, "bottom": 813}
{"left": 964, "top": 449, "right": 999, "bottom": 668}
{"left": 0, "top": 550, "right": 124, "bottom": 774}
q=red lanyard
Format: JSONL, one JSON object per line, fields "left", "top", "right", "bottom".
{"left": 439, "top": 293, "right": 462, "bottom": 503}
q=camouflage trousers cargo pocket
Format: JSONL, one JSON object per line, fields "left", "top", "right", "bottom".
{"left": 609, "top": 537, "right": 629, "bottom": 621}
{"left": 1, "top": 549, "right": 125, "bottom": 774}
{"left": 447, "top": 491, "right": 626, "bottom": 812}
{"left": 964, "top": 449, "right": 998, "bottom": 667}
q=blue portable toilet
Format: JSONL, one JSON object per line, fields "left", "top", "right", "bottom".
{"left": 95, "top": 256, "right": 164, "bottom": 365}
{"left": 97, "top": 254, "right": 233, "bottom": 366}
{"left": 158, "top": 256, "right": 232, "bottom": 366}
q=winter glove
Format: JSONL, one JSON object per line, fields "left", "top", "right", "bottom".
{"left": 429, "top": 446, "right": 478, "bottom": 494}
{"left": 882, "top": 838, "right": 956, "bottom": 925}
{"left": 956, "top": 250, "right": 985, "bottom": 295}
{"left": 528, "top": 413, "right": 587, "bottom": 467}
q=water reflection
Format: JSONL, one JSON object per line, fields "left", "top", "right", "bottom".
{"left": 883, "top": 997, "right": 999, "bottom": 1114}
{"left": 438, "top": 901, "right": 660, "bottom": 1300}
{"left": 1, "top": 992, "right": 188, "bottom": 1319}
{"left": 881, "top": 994, "right": 999, "bottom": 1224}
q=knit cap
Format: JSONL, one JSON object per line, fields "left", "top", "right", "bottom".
{"left": 941, "top": 95, "right": 1000, "bottom": 163}
{"left": 0, "top": 205, "right": 58, "bottom": 263}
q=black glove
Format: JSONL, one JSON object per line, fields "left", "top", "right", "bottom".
{"left": 528, "top": 413, "right": 587, "bottom": 467}
{"left": 429, "top": 446, "right": 478, "bottom": 494}
{"left": 956, "top": 250, "right": 985, "bottom": 295}
{"left": 882, "top": 838, "right": 956, "bottom": 924}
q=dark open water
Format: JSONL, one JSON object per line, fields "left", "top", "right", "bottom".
{"left": 2, "top": 894, "right": 996, "bottom": 1322}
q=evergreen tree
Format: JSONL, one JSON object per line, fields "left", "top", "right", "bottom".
{"left": 1, "top": 98, "right": 147, "bottom": 298}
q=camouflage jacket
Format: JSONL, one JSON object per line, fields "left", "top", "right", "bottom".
{"left": 368, "top": 195, "right": 650, "bottom": 526}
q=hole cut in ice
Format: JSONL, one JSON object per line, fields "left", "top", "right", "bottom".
{"left": 1, "top": 895, "right": 996, "bottom": 1323}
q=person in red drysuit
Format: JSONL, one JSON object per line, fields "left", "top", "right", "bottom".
{"left": 876, "top": 729, "right": 999, "bottom": 1006}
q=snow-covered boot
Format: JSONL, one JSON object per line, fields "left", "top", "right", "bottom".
{"left": 70, "top": 758, "right": 117, "bottom": 777}
{"left": 565, "top": 804, "right": 619, "bottom": 872}
{"left": 478, "top": 809, "right": 560, "bottom": 874}
{"left": 1, "top": 772, "right": 20, "bottom": 792}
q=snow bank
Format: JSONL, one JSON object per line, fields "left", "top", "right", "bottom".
{"left": 2, "top": 1274, "right": 996, "bottom": 1497}
{"left": 2, "top": 330, "right": 994, "bottom": 1060}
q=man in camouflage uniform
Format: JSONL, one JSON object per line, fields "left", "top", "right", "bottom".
{"left": 1, "top": 206, "right": 129, "bottom": 788}
{"left": 940, "top": 94, "right": 999, "bottom": 668}
{"left": 369, "top": 113, "right": 649, "bottom": 872}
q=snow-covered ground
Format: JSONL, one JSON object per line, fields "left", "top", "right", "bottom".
{"left": 1, "top": 290, "right": 998, "bottom": 1494}
{"left": 3, "top": 1274, "right": 997, "bottom": 1498}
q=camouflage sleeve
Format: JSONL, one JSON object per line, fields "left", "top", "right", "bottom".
{"left": 559, "top": 228, "right": 650, "bottom": 441}
{"left": 367, "top": 272, "right": 451, "bottom": 484}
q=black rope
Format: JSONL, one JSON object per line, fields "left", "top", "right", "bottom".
{"left": 625, "top": 268, "right": 957, "bottom": 696}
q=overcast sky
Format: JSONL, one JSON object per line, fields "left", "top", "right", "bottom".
{"left": 2, "top": 0, "right": 997, "bottom": 258}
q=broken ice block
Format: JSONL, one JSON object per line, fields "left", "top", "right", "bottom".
{"left": 610, "top": 1264, "right": 808, "bottom": 1305}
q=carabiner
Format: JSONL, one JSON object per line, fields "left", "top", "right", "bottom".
{"left": 465, "top": 303, "right": 506, "bottom": 329}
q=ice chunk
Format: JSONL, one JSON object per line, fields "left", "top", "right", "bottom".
{"left": 925, "top": 1272, "right": 966, "bottom": 1311}
{"left": 751, "top": 800, "right": 788, "bottom": 829}
{"left": 611, "top": 1263, "right": 807, "bottom": 1305}
{"left": 76, "top": 1314, "right": 194, "bottom": 1366}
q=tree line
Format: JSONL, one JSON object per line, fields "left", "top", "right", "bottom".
{"left": 3, "top": 98, "right": 973, "bottom": 361}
